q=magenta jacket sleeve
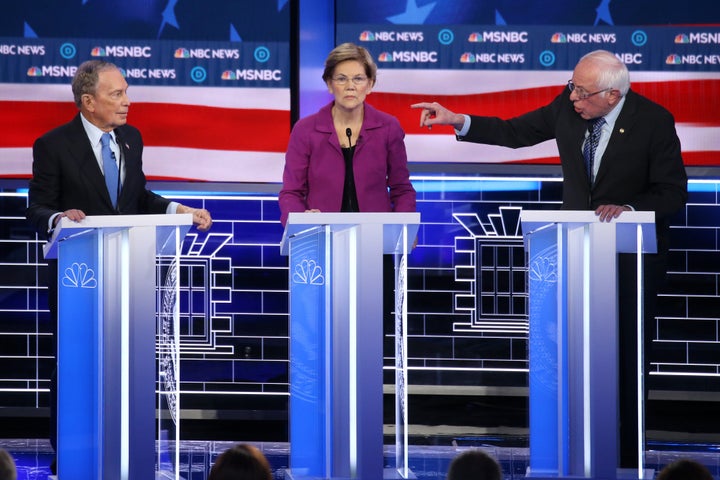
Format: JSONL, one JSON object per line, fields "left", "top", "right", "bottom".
{"left": 279, "top": 102, "right": 416, "bottom": 226}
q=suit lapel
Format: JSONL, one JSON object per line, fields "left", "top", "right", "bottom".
{"left": 68, "top": 115, "right": 115, "bottom": 209}
{"left": 594, "top": 91, "right": 638, "bottom": 185}
{"left": 567, "top": 113, "right": 591, "bottom": 182}
{"left": 116, "top": 128, "right": 139, "bottom": 210}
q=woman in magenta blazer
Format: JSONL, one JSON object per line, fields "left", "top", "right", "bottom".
{"left": 279, "top": 43, "right": 416, "bottom": 227}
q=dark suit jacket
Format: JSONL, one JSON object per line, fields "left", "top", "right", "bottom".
{"left": 460, "top": 89, "right": 688, "bottom": 254}
{"left": 26, "top": 113, "right": 170, "bottom": 239}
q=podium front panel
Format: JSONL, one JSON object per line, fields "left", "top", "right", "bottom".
{"left": 288, "top": 226, "right": 331, "bottom": 477}
{"left": 57, "top": 230, "right": 103, "bottom": 479}
{"left": 527, "top": 224, "right": 567, "bottom": 476}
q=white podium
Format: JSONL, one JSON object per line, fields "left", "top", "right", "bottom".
{"left": 281, "top": 212, "right": 420, "bottom": 480}
{"left": 520, "top": 210, "right": 656, "bottom": 480}
{"left": 44, "top": 214, "right": 192, "bottom": 480}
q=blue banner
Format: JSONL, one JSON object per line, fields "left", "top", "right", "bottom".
{"left": 337, "top": 24, "right": 720, "bottom": 71}
{"left": 0, "top": 38, "right": 289, "bottom": 87}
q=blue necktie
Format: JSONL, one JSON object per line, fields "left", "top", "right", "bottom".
{"left": 583, "top": 117, "right": 605, "bottom": 182}
{"left": 101, "top": 133, "right": 119, "bottom": 207}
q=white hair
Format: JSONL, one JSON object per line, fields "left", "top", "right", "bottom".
{"left": 579, "top": 50, "right": 630, "bottom": 96}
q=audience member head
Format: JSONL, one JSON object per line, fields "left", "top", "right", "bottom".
{"left": 446, "top": 449, "right": 502, "bottom": 480}
{"left": 0, "top": 448, "right": 17, "bottom": 480}
{"left": 207, "top": 443, "right": 272, "bottom": 480}
{"left": 656, "top": 458, "right": 713, "bottom": 480}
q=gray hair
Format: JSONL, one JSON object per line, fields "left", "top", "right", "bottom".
{"left": 71, "top": 60, "right": 119, "bottom": 108}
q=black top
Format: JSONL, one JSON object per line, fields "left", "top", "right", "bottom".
{"left": 340, "top": 146, "right": 359, "bottom": 212}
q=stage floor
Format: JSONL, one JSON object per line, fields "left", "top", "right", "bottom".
{"left": 2, "top": 438, "right": 719, "bottom": 480}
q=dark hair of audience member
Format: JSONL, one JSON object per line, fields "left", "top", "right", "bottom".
{"left": 656, "top": 458, "right": 713, "bottom": 480}
{"left": 446, "top": 449, "right": 502, "bottom": 480}
{"left": 207, "top": 443, "right": 272, "bottom": 480}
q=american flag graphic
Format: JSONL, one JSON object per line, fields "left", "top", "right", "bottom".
{"left": 0, "top": 84, "right": 290, "bottom": 183}
{"left": 2, "top": 69, "right": 717, "bottom": 183}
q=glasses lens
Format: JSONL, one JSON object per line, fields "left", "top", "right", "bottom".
{"left": 568, "top": 81, "right": 591, "bottom": 100}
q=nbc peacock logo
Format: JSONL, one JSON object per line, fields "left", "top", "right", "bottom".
{"left": 674, "top": 34, "right": 690, "bottom": 44}
{"left": 377, "top": 52, "right": 393, "bottom": 62}
{"left": 468, "top": 32, "right": 483, "bottom": 42}
{"left": 174, "top": 48, "right": 190, "bottom": 58}
{"left": 27, "top": 66, "right": 43, "bottom": 77}
{"left": 90, "top": 46, "right": 107, "bottom": 57}
{"left": 459, "top": 52, "right": 476, "bottom": 63}
{"left": 221, "top": 70, "right": 237, "bottom": 80}
{"left": 359, "top": 31, "right": 375, "bottom": 41}
{"left": 665, "top": 54, "right": 682, "bottom": 64}
{"left": 550, "top": 33, "right": 567, "bottom": 43}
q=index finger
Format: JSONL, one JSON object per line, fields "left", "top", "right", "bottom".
{"left": 410, "top": 102, "right": 434, "bottom": 109}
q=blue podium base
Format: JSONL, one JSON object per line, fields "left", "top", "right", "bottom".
{"left": 283, "top": 467, "right": 416, "bottom": 480}
{"left": 156, "top": 470, "right": 187, "bottom": 479}
{"left": 50, "top": 470, "right": 187, "bottom": 480}
{"left": 617, "top": 468, "right": 656, "bottom": 479}
{"left": 525, "top": 467, "right": 655, "bottom": 480}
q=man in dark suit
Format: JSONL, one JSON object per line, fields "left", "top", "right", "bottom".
{"left": 27, "top": 59, "right": 212, "bottom": 234}
{"left": 412, "top": 50, "right": 688, "bottom": 468}
{"left": 26, "top": 59, "right": 212, "bottom": 472}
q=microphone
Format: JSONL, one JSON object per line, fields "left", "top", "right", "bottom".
{"left": 346, "top": 128, "right": 352, "bottom": 148}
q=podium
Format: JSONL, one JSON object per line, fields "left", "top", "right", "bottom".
{"left": 280, "top": 212, "right": 420, "bottom": 480}
{"left": 44, "top": 214, "right": 193, "bottom": 480}
{"left": 520, "top": 210, "right": 656, "bottom": 480}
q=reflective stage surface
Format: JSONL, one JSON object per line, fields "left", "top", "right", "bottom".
{"left": 2, "top": 438, "right": 719, "bottom": 480}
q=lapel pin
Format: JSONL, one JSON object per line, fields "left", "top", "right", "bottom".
{"left": 619, "top": 128, "right": 625, "bottom": 134}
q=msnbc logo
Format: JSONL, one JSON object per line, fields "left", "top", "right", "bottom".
{"left": 468, "top": 32, "right": 483, "bottom": 42}
{"left": 551, "top": 33, "right": 567, "bottom": 43}
{"left": 377, "top": 52, "right": 393, "bottom": 62}
{"left": 91, "top": 47, "right": 107, "bottom": 56}
{"left": 665, "top": 54, "right": 682, "bottom": 64}
{"left": 27, "top": 66, "right": 42, "bottom": 76}
{"left": 359, "top": 31, "right": 375, "bottom": 41}
{"left": 675, "top": 33, "right": 720, "bottom": 43}
{"left": 460, "top": 52, "right": 476, "bottom": 63}
{"left": 174, "top": 48, "right": 191, "bottom": 58}
{"left": 221, "top": 71, "right": 238, "bottom": 80}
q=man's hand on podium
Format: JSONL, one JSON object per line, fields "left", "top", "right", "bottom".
{"left": 177, "top": 204, "right": 213, "bottom": 231}
{"left": 55, "top": 209, "right": 86, "bottom": 226}
{"left": 595, "top": 204, "right": 631, "bottom": 222}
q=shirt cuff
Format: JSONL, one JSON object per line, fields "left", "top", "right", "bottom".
{"left": 455, "top": 115, "right": 471, "bottom": 137}
{"left": 48, "top": 212, "right": 62, "bottom": 233}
